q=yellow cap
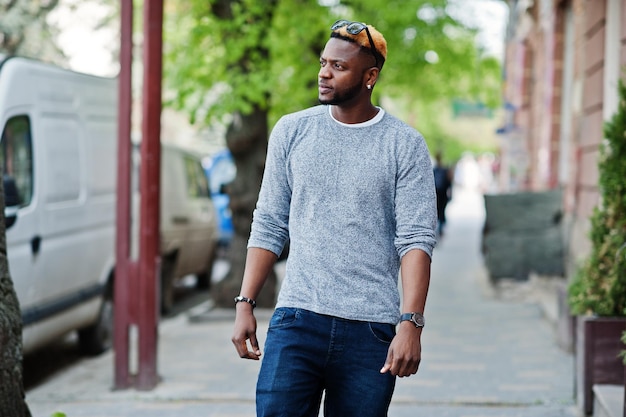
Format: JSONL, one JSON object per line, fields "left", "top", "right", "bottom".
{"left": 331, "top": 21, "right": 387, "bottom": 61}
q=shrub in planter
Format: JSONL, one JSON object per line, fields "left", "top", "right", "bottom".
{"left": 568, "top": 79, "right": 626, "bottom": 415}
{"left": 568, "top": 75, "right": 626, "bottom": 317}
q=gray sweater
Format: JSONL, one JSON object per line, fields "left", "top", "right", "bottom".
{"left": 248, "top": 105, "right": 437, "bottom": 325}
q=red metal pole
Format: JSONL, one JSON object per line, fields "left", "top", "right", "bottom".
{"left": 136, "top": 0, "right": 163, "bottom": 390}
{"left": 114, "top": 0, "right": 134, "bottom": 391}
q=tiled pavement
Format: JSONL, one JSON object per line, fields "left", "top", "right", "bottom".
{"left": 26, "top": 187, "right": 579, "bottom": 417}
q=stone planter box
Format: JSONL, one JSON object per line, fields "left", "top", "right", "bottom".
{"left": 482, "top": 190, "right": 564, "bottom": 281}
{"left": 575, "top": 316, "right": 626, "bottom": 415}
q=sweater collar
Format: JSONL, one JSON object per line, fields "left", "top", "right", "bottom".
{"left": 327, "top": 106, "right": 385, "bottom": 127}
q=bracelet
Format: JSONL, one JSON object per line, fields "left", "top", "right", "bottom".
{"left": 234, "top": 295, "right": 256, "bottom": 309}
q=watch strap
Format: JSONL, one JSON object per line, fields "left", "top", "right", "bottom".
{"left": 400, "top": 312, "right": 425, "bottom": 328}
{"left": 234, "top": 295, "right": 256, "bottom": 308}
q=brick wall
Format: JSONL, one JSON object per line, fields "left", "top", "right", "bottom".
{"left": 577, "top": 0, "right": 604, "bottom": 208}
{"left": 621, "top": 0, "right": 626, "bottom": 73}
{"left": 500, "top": 0, "right": 619, "bottom": 270}
{"left": 566, "top": 0, "right": 605, "bottom": 269}
{"left": 551, "top": 6, "right": 565, "bottom": 190}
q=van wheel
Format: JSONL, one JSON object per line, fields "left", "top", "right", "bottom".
{"left": 196, "top": 245, "right": 217, "bottom": 290}
{"left": 78, "top": 288, "right": 113, "bottom": 356}
{"left": 161, "top": 255, "right": 177, "bottom": 315}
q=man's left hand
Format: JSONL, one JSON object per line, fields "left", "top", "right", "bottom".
{"left": 379, "top": 322, "right": 422, "bottom": 377}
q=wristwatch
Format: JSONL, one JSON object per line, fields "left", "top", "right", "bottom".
{"left": 400, "top": 312, "right": 425, "bottom": 328}
{"left": 234, "top": 295, "right": 256, "bottom": 309}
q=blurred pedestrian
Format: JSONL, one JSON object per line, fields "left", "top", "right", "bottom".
{"left": 231, "top": 19, "right": 437, "bottom": 417}
{"left": 433, "top": 151, "right": 453, "bottom": 237}
{"left": 477, "top": 152, "right": 497, "bottom": 193}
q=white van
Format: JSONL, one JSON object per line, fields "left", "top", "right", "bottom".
{"left": 133, "top": 142, "right": 219, "bottom": 314}
{"left": 0, "top": 56, "right": 117, "bottom": 355}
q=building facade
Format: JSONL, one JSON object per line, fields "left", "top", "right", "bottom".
{"left": 500, "top": 0, "right": 625, "bottom": 277}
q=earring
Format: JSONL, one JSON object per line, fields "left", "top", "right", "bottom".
{"left": 367, "top": 84, "right": 372, "bottom": 90}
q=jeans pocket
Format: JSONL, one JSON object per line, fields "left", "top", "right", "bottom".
{"left": 367, "top": 322, "right": 396, "bottom": 344}
{"left": 268, "top": 307, "right": 299, "bottom": 329}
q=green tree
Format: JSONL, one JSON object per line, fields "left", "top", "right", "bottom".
{"left": 0, "top": 0, "right": 63, "bottom": 62}
{"left": 165, "top": 0, "right": 290, "bottom": 306}
{"left": 164, "top": 0, "right": 502, "bottom": 306}
{"left": 166, "top": 0, "right": 497, "bottom": 124}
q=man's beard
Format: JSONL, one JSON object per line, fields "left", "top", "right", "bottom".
{"left": 319, "top": 79, "right": 362, "bottom": 105}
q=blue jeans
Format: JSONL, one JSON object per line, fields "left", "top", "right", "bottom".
{"left": 256, "top": 308, "right": 397, "bottom": 417}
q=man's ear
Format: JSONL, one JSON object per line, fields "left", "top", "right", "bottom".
{"left": 366, "top": 67, "right": 379, "bottom": 88}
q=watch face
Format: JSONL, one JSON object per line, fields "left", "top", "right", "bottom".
{"left": 411, "top": 313, "right": 425, "bottom": 327}
{"left": 400, "top": 312, "right": 425, "bottom": 328}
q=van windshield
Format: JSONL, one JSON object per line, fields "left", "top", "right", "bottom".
{"left": 1, "top": 116, "right": 33, "bottom": 207}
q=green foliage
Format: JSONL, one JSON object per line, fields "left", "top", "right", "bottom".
{"left": 423, "top": 127, "right": 494, "bottom": 164}
{"left": 163, "top": 0, "right": 502, "bottom": 130}
{"left": 383, "top": 96, "right": 498, "bottom": 163}
{"left": 0, "top": 0, "right": 64, "bottom": 61}
{"left": 472, "top": 56, "right": 502, "bottom": 109}
{"left": 164, "top": 0, "right": 326, "bottom": 126}
{"left": 568, "top": 80, "right": 626, "bottom": 317}
{"left": 51, "top": 413, "right": 66, "bottom": 417}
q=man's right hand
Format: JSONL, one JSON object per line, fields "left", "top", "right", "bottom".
{"left": 231, "top": 304, "right": 262, "bottom": 360}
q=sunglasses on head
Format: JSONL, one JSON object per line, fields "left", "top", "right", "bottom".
{"left": 331, "top": 20, "right": 381, "bottom": 69}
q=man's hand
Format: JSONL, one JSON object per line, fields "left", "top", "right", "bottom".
{"left": 231, "top": 305, "right": 262, "bottom": 360}
{"left": 379, "top": 322, "right": 422, "bottom": 377}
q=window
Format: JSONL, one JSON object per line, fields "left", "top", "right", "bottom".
{"left": 0, "top": 116, "right": 33, "bottom": 207}
{"left": 184, "top": 156, "right": 209, "bottom": 199}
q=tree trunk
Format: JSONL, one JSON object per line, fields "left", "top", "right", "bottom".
{"left": 212, "top": 108, "right": 277, "bottom": 308}
{"left": 0, "top": 176, "right": 32, "bottom": 416}
{"left": 210, "top": 0, "right": 279, "bottom": 308}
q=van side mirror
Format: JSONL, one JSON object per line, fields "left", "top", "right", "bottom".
{"left": 4, "top": 175, "right": 21, "bottom": 207}
{"left": 4, "top": 205, "right": 18, "bottom": 228}
{"left": 3, "top": 175, "right": 21, "bottom": 229}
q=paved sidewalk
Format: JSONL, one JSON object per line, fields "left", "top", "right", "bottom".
{"left": 26, "top": 188, "right": 578, "bottom": 417}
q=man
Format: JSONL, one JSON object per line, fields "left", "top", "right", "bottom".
{"left": 232, "top": 20, "right": 437, "bottom": 417}
{"left": 433, "top": 151, "right": 453, "bottom": 237}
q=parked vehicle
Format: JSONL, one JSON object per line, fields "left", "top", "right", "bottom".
{"left": 203, "top": 149, "right": 290, "bottom": 260}
{"left": 203, "top": 149, "right": 235, "bottom": 247}
{"left": 134, "top": 142, "right": 219, "bottom": 314}
{"left": 0, "top": 56, "right": 117, "bottom": 355}
{"left": 0, "top": 56, "right": 218, "bottom": 356}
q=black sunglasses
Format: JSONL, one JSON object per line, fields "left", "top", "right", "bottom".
{"left": 331, "top": 20, "right": 382, "bottom": 68}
